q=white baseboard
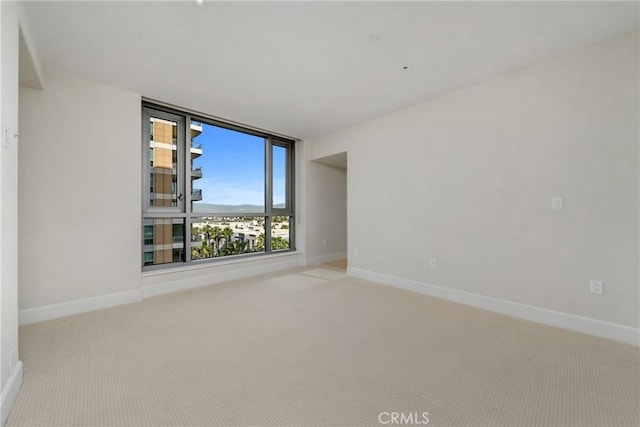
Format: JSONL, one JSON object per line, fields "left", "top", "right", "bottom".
{"left": 1, "top": 360, "right": 23, "bottom": 425}
{"left": 348, "top": 267, "right": 639, "bottom": 347}
{"left": 142, "top": 257, "right": 304, "bottom": 298}
{"left": 18, "top": 290, "right": 142, "bottom": 326}
{"left": 18, "top": 256, "right": 305, "bottom": 325}
{"left": 305, "top": 252, "right": 347, "bottom": 266}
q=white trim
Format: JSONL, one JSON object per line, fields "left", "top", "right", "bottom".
{"left": 348, "top": 267, "right": 640, "bottom": 347}
{"left": 304, "top": 252, "right": 347, "bottom": 266}
{"left": 1, "top": 361, "right": 23, "bottom": 425}
{"left": 18, "top": 255, "right": 305, "bottom": 325}
{"left": 142, "top": 257, "right": 304, "bottom": 298}
{"left": 18, "top": 290, "right": 142, "bottom": 326}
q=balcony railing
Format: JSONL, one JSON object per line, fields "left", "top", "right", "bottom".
{"left": 191, "top": 167, "right": 203, "bottom": 178}
{"left": 190, "top": 122, "right": 203, "bottom": 139}
{"left": 190, "top": 143, "right": 203, "bottom": 159}
{"left": 192, "top": 189, "right": 203, "bottom": 201}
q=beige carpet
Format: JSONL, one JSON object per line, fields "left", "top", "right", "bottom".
{"left": 7, "top": 267, "right": 640, "bottom": 426}
{"left": 323, "top": 259, "right": 348, "bottom": 270}
{"left": 299, "top": 268, "right": 347, "bottom": 281}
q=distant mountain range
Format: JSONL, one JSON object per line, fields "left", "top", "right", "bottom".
{"left": 193, "top": 203, "right": 285, "bottom": 213}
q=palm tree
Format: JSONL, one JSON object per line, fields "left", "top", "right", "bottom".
{"left": 191, "top": 247, "right": 201, "bottom": 260}
{"left": 272, "top": 236, "right": 289, "bottom": 250}
{"left": 212, "top": 226, "right": 223, "bottom": 256}
{"left": 229, "top": 239, "right": 247, "bottom": 255}
{"left": 222, "top": 226, "right": 234, "bottom": 253}
{"left": 195, "top": 242, "right": 210, "bottom": 259}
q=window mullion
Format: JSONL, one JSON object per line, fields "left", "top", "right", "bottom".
{"left": 185, "top": 114, "right": 192, "bottom": 216}
{"left": 287, "top": 142, "right": 294, "bottom": 215}
{"left": 266, "top": 137, "right": 274, "bottom": 252}
{"left": 288, "top": 142, "right": 295, "bottom": 250}
{"left": 264, "top": 216, "right": 272, "bottom": 253}
{"left": 266, "top": 136, "right": 273, "bottom": 215}
{"left": 184, "top": 114, "right": 192, "bottom": 262}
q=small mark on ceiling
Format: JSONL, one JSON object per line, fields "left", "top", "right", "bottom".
{"left": 367, "top": 33, "right": 380, "bottom": 43}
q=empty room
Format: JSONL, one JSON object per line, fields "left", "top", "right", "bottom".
{"left": 1, "top": 1, "right": 638, "bottom": 426}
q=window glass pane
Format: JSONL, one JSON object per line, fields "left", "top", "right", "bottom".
{"left": 142, "top": 218, "right": 185, "bottom": 266}
{"left": 272, "top": 145, "right": 287, "bottom": 210}
{"left": 143, "top": 104, "right": 295, "bottom": 269}
{"left": 191, "top": 216, "right": 265, "bottom": 259}
{"left": 190, "top": 121, "right": 265, "bottom": 214}
{"left": 149, "top": 117, "right": 179, "bottom": 207}
{"left": 271, "top": 215, "right": 291, "bottom": 251}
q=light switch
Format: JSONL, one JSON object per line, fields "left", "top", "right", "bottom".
{"left": 552, "top": 197, "right": 563, "bottom": 210}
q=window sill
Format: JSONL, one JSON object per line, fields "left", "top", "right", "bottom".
{"left": 141, "top": 250, "right": 303, "bottom": 277}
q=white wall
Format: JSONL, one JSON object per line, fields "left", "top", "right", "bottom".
{"left": 18, "top": 69, "right": 306, "bottom": 323}
{"left": 304, "top": 160, "right": 347, "bottom": 264}
{"left": 1, "top": 2, "right": 24, "bottom": 423}
{"left": 19, "top": 70, "right": 142, "bottom": 309}
{"left": 308, "top": 32, "right": 639, "bottom": 338}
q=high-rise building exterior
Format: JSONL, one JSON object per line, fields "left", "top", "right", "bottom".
{"left": 143, "top": 118, "right": 202, "bottom": 265}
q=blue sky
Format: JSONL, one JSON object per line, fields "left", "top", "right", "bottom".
{"left": 192, "top": 122, "right": 286, "bottom": 207}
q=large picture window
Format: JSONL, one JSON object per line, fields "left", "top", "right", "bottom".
{"left": 142, "top": 103, "right": 295, "bottom": 269}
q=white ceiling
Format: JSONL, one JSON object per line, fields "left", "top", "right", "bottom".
{"left": 23, "top": 1, "right": 639, "bottom": 139}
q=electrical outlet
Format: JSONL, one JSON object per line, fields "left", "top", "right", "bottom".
{"left": 590, "top": 280, "right": 603, "bottom": 295}
{"left": 354, "top": 247, "right": 359, "bottom": 256}
{"left": 430, "top": 259, "right": 437, "bottom": 268}
{"left": 323, "top": 239, "right": 327, "bottom": 246}
{"left": 552, "top": 197, "right": 563, "bottom": 210}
